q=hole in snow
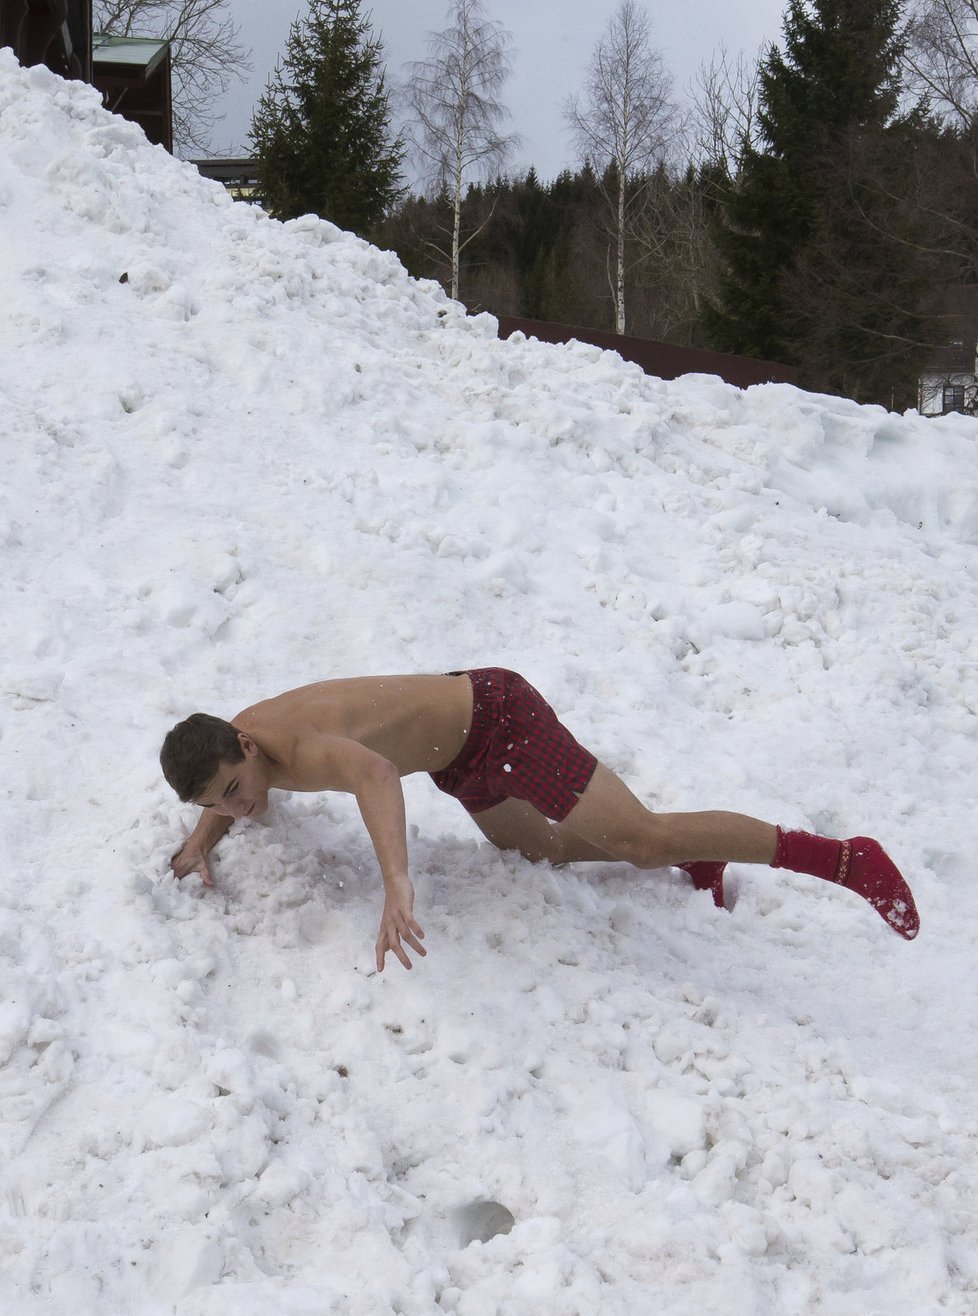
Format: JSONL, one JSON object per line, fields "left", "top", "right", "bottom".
{"left": 453, "top": 1200, "right": 515, "bottom": 1246}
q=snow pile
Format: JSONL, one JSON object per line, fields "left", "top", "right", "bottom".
{"left": 2, "top": 49, "right": 978, "bottom": 1315}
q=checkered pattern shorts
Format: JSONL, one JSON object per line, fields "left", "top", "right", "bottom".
{"left": 430, "top": 668, "right": 597, "bottom": 821}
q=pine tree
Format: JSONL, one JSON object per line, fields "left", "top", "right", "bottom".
{"left": 249, "top": 0, "right": 403, "bottom": 236}
{"left": 705, "top": 0, "right": 938, "bottom": 403}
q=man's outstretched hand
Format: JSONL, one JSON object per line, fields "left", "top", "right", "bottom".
{"left": 376, "top": 874, "right": 426, "bottom": 971}
{"left": 170, "top": 843, "right": 215, "bottom": 888}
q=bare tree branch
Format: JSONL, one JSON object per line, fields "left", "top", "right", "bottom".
{"left": 903, "top": 0, "right": 978, "bottom": 126}
{"left": 93, "top": 0, "right": 251, "bottom": 153}
{"left": 687, "top": 42, "right": 766, "bottom": 175}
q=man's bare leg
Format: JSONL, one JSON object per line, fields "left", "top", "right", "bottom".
{"left": 472, "top": 764, "right": 918, "bottom": 940}
{"left": 560, "top": 764, "right": 778, "bottom": 867}
{"left": 470, "top": 767, "right": 775, "bottom": 868}
{"left": 471, "top": 797, "right": 618, "bottom": 865}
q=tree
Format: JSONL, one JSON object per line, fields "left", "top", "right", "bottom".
{"left": 249, "top": 0, "right": 403, "bottom": 236}
{"left": 628, "top": 165, "right": 720, "bottom": 344}
{"left": 899, "top": 3, "right": 978, "bottom": 313}
{"left": 93, "top": 0, "right": 250, "bottom": 153}
{"left": 405, "top": 0, "right": 519, "bottom": 301}
{"left": 688, "top": 43, "right": 765, "bottom": 177}
{"left": 903, "top": 0, "right": 978, "bottom": 127}
{"left": 564, "top": 0, "right": 679, "bottom": 333}
{"left": 705, "top": 0, "right": 942, "bottom": 405}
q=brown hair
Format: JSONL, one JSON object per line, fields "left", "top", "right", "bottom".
{"left": 160, "top": 713, "right": 244, "bottom": 802}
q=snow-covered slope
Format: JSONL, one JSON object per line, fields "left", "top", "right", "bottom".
{"left": 2, "top": 50, "right": 977, "bottom": 1315}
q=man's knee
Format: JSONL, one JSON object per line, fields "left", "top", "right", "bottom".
{"left": 603, "top": 814, "right": 675, "bottom": 869}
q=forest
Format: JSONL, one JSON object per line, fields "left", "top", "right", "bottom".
{"left": 98, "top": 0, "right": 978, "bottom": 409}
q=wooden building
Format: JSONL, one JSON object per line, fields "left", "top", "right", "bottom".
{"left": 1, "top": 1, "right": 172, "bottom": 151}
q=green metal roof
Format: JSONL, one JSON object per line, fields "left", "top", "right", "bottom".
{"left": 92, "top": 35, "right": 169, "bottom": 74}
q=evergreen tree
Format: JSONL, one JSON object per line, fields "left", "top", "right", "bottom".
{"left": 706, "top": 0, "right": 939, "bottom": 403}
{"left": 249, "top": 0, "right": 403, "bottom": 236}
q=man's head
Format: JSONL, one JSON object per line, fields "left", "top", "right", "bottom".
{"left": 160, "top": 713, "right": 256, "bottom": 813}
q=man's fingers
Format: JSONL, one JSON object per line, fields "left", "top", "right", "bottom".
{"left": 377, "top": 926, "right": 424, "bottom": 971}
{"left": 401, "top": 929, "right": 426, "bottom": 956}
{"left": 394, "top": 916, "right": 426, "bottom": 957}
{"left": 168, "top": 850, "right": 214, "bottom": 888}
{"left": 378, "top": 932, "right": 411, "bottom": 971}
{"left": 375, "top": 908, "right": 427, "bottom": 973}
{"left": 397, "top": 913, "right": 424, "bottom": 940}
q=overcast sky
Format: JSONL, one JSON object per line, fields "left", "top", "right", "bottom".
{"left": 211, "top": 0, "right": 789, "bottom": 181}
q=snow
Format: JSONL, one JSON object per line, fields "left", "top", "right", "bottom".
{"left": 2, "top": 48, "right": 978, "bottom": 1314}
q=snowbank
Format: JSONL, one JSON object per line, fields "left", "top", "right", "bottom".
{"left": 2, "top": 49, "right": 977, "bottom": 1315}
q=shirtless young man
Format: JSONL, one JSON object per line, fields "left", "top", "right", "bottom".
{"left": 161, "top": 668, "right": 920, "bottom": 972}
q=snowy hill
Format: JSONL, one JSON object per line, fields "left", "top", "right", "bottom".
{"left": 2, "top": 48, "right": 978, "bottom": 1315}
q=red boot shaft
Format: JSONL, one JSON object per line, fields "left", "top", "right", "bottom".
{"left": 772, "top": 828, "right": 919, "bottom": 940}
{"left": 680, "top": 861, "right": 726, "bottom": 908}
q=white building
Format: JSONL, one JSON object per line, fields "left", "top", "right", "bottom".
{"left": 918, "top": 286, "right": 978, "bottom": 417}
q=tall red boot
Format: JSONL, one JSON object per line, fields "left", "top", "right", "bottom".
{"left": 680, "top": 861, "right": 726, "bottom": 909}
{"left": 772, "top": 828, "right": 919, "bottom": 940}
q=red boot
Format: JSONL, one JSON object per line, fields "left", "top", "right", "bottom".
{"left": 772, "top": 828, "right": 919, "bottom": 940}
{"left": 680, "top": 861, "right": 726, "bottom": 909}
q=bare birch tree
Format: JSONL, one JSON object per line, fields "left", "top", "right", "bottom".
{"left": 93, "top": 0, "right": 251, "bottom": 153}
{"left": 564, "top": 0, "right": 678, "bottom": 333}
{"left": 626, "top": 167, "right": 719, "bottom": 341}
{"left": 902, "top": 0, "right": 978, "bottom": 126}
{"left": 897, "top": 1, "right": 978, "bottom": 285}
{"left": 405, "top": 0, "right": 519, "bottom": 301}
{"left": 688, "top": 43, "right": 765, "bottom": 175}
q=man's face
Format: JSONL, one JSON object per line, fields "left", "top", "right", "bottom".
{"left": 195, "top": 734, "right": 269, "bottom": 819}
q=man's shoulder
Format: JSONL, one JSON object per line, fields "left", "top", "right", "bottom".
{"left": 232, "top": 681, "right": 356, "bottom": 749}
{"left": 232, "top": 681, "right": 324, "bottom": 723}
{"left": 230, "top": 690, "right": 302, "bottom": 751}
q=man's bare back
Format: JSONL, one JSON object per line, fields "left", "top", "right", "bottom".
{"left": 233, "top": 674, "right": 474, "bottom": 785}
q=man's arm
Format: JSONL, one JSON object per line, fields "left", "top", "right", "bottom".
{"left": 170, "top": 809, "right": 234, "bottom": 888}
{"left": 354, "top": 755, "right": 426, "bottom": 973}
{"left": 294, "top": 735, "right": 426, "bottom": 971}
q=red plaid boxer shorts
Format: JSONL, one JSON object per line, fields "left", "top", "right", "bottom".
{"left": 430, "top": 668, "right": 597, "bottom": 821}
